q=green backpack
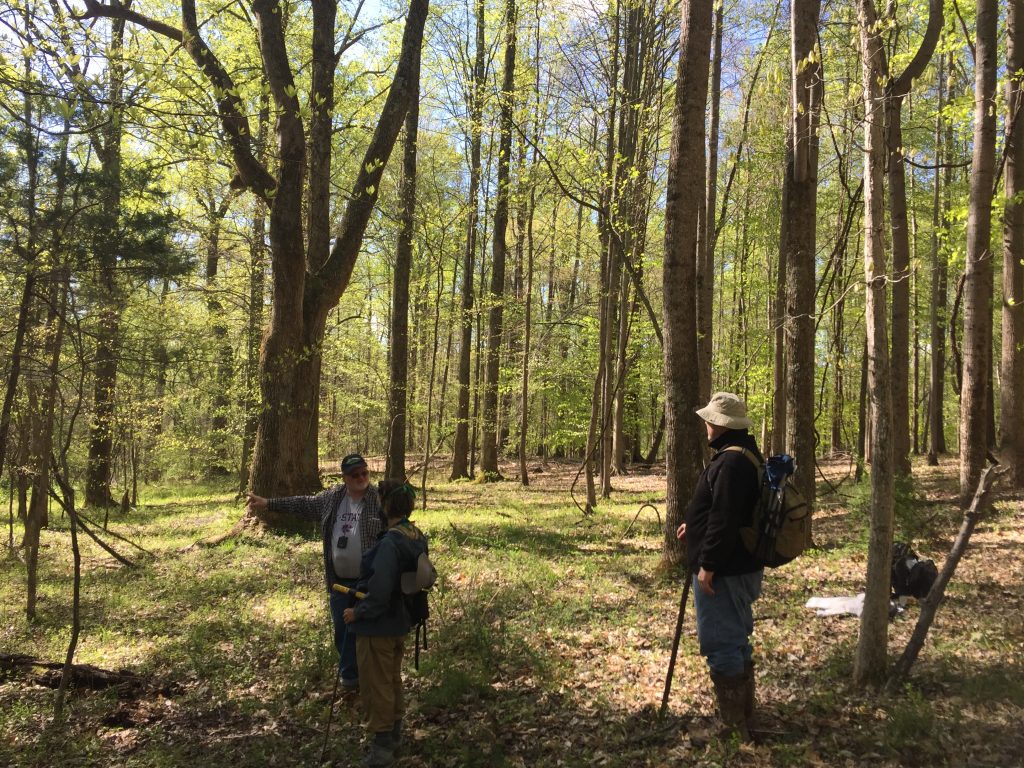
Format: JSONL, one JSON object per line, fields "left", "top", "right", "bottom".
{"left": 722, "top": 446, "right": 811, "bottom": 568}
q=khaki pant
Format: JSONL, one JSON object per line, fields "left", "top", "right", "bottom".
{"left": 356, "top": 635, "right": 405, "bottom": 733}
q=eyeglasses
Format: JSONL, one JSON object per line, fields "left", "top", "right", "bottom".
{"left": 346, "top": 470, "right": 369, "bottom": 479}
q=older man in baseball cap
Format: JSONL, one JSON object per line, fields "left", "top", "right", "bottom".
{"left": 676, "top": 392, "right": 764, "bottom": 740}
{"left": 246, "top": 453, "right": 385, "bottom": 689}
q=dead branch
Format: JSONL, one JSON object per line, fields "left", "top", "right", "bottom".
{"left": 888, "top": 465, "right": 1006, "bottom": 688}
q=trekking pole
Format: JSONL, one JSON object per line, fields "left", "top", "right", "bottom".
{"left": 659, "top": 567, "right": 692, "bottom": 720}
{"left": 331, "top": 583, "right": 367, "bottom": 600}
{"left": 320, "top": 584, "right": 366, "bottom": 762}
{"left": 320, "top": 670, "right": 341, "bottom": 763}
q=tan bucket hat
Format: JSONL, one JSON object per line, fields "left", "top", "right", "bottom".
{"left": 696, "top": 391, "right": 752, "bottom": 430}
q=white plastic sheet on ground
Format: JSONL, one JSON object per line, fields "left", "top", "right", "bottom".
{"left": 804, "top": 593, "right": 865, "bottom": 617}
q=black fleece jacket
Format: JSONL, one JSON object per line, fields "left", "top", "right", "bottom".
{"left": 684, "top": 429, "right": 764, "bottom": 576}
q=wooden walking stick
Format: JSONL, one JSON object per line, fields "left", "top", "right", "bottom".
{"left": 660, "top": 567, "right": 692, "bottom": 719}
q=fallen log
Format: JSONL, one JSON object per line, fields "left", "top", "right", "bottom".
{"left": 0, "top": 653, "right": 142, "bottom": 690}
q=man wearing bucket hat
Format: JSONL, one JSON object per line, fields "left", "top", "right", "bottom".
{"left": 676, "top": 392, "right": 764, "bottom": 740}
{"left": 246, "top": 453, "right": 386, "bottom": 689}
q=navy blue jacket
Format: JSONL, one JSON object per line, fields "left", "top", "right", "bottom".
{"left": 350, "top": 520, "right": 429, "bottom": 637}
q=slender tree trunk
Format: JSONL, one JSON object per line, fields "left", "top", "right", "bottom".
{"left": 203, "top": 195, "right": 233, "bottom": 477}
{"left": 927, "top": 54, "right": 948, "bottom": 465}
{"left": 884, "top": 0, "right": 944, "bottom": 476}
{"left": 25, "top": 265, "right": 68, "bottom": 621}
{"left": 696, "top": 2, "right": 723, "bottom": 404}
{"left": 772, "top": 166, "right": 788, "bottom": 455}
{"left": 960, "top": 0, "right": 998, "bottom": 507}
{"left": 386, "top": 62, "right": 420, "bottom": 480}
{"left": 519, "top": 189, "right": 535, "bottom": 486}
{"left": 662, "top": 0, "right": 713, "bottom": 570}
{"left": 1000, "top": 0, "right": 1024, "bottom": 489}
{"left": 854, "top": 0, "right": 896, "bottom": 686}
{"left": 480, "top": 0, "right": 516, "bottom": 478}
{"left": 85, "top": 12, "right": 126, "bottom": 508}
{"left": 451, "top": 0, "right": 486, "bottom": 479}
{"left": 784, "top": 0, "right": 822, "bottom": 506}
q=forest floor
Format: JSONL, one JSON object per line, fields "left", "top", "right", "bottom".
{"left": 1, "top": 456, "right": 1022, "bottom": 767}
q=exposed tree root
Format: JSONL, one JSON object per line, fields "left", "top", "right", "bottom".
{"left": 183, "top": 511, "right": 258, "bottom": 551}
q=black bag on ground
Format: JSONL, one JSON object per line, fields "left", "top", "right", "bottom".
{"left": 891, "top": 542, "right": 937, "bottom": 599}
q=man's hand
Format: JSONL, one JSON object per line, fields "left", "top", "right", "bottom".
{"left": 245, "top": 492, "right": 268, "bottom": 514}
{"left": 343, "top": 608, "right": 356, "bottom": 624}
{"left": 675, "top": 522, "right": 687, "bottom": 541}
{"left": 697, "top": 567, "right": 715, "bottom": 596}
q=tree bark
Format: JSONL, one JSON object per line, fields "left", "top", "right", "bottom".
{"left": 480, "top": 0, "right": 516, "bottom": 479}
{"left": 662, "top": 0, "right": 713, "bottom": 570}
{"left": 386, "top": 60, "right": 420, "bottom": 480}
{"left": 451, "top": 0, "right": 486, "bottom": 480}
{"left": 85, "top": 10, "right": 126, "bottom": 508}
{"left": 784, "top": 0, "right": 822, "bottom": 507}
{"left": 927, "top": 54, "right": 949, "bottom": 465}
{"left": 203, "top": 194, "right": 234, "bottom": 477}
{"left": 854, "top": 0, "right": 896, "bottom": 686}
{"left": 884, "top": 0, "right": 944, "bottom": 477}
{"left": 1000, "top": 0, "right": 1024, "bottom": 489}
{"left": 960, "top": 0, "right": 998, "bottom": 507}
{"left": 696, "top": 2, "right": 723, "bottom": 404}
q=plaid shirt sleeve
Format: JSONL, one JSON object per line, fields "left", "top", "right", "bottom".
{"left": 359, "top": 488, "right": 385, "bottom": 553}
{"left": 266, "top": 488, "right": 336, "bottom": 520}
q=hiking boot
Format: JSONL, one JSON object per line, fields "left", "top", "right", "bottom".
{"left": 340, "top": 676, "right": 359, "bottom": 691}
{"left": 744, "top": 660, "right": 756, "bottom": 726}
{"left": 711, "top": 670, "right": 751, "bottom": 742}
{"left": 361, "top": 733, "right": 394, "bottom": 768}
{"left": 391, "top": 719, "right": 403, "bottom": 757}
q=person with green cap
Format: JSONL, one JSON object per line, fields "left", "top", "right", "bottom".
{"left": 343, "top": 479, "right": 429, "bottom": 767}
{"left": 246, "top": 453, "right": 385, "bottom": 689}
{"left": 676, "top": 392, "right": 764, "bottom": 741}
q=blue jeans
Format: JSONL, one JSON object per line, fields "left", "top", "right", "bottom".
{"left": 328, "top": 580, "right": 359, "bottom": 682}
{"left": 693, "top": 570, "right": 763, "bottom": 676}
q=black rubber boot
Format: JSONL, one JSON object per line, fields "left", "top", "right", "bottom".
{"left": 744, "top": 660, "right": 756, "bottom": 726}
{"left": 711, "top": 671, "right": 751, "bottom": 742}
{"left": 391, "top": 719, "right": 403, "bottom": 757}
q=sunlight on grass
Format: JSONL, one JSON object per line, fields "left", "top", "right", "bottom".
{"left": 2, "top": 459, "right": 1022, "bottom": 767}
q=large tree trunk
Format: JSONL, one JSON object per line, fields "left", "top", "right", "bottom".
{"left": 1001, "top": 0, "right": 1024, "bottom": 489}
{"left": 960, "top": 0, "right": 998, "bottom": 507}
{"left": 480, "top": 0, "right": 516, "bottom": 478}
{"left": 386, "top": 61, "right": 420, "bottom": 480}
{"left": 854, "top": 0, "right": 896, "bottom": 686}
{"left": 451, "top": 0, "right": 486, "bottom": 480}
{"left": 83, "top": 0, "right": 429, "bottom": 509}
{"left": 884, "top": 0, "right": 944, "bottom": 477}
{"left": 662, "top": 0, "right": 713, "bottom": 571}
{"left": 784, "top": 0, "right": 822, "bottom": 507}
